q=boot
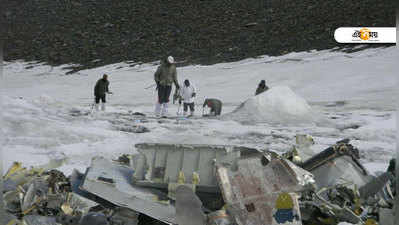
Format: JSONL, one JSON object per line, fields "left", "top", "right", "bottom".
{"left": 101, "top": 102, "right": 106, "bottom": 111}
{"left": 161, "top": 103, "right": 168, "bottom": 117}
{"left": 189, "top": 111, "right": 194, "bottom": 117}
{"left": 155, "top": 102, "right": 162, "bottom": 117}
{"left": 95, "top": 103, "right": 100, "bottom": 111}
{"left": 183, "top": 111, "right": 188, "bottom": 117}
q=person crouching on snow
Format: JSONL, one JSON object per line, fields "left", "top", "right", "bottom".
{"left": 179, "top": 79, "right": 196, "bottom": 117}
{"left": 154, "top": 56, "right": 180, "bottom": 117}
{"left": 94, "top": 74, "right": 112, "bottom": 111}
{"left": 203, "top": 98, "right": 222, "bottom": 116}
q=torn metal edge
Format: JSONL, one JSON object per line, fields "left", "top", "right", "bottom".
{"left": 79, "top": 157, "right": 175, "bottom": 224}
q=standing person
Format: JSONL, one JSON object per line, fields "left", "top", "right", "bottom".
{"left": 179, "top": 79, "right": 196, "bottom": 117}
{"left": 203, "top": 98, "right": 222, "bottom": 116}
{"left": 255, "top": 80, "right": 269, "bottom": 95}
{"left": 154, "top": 56, "right": 180, "bottom": 117}
{"left": 387, "top": 158, "right": 396, "bottom": 196}
{"left": 94, "top": 74, "right": 112, "bottom": 111}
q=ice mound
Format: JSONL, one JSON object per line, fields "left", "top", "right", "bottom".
{"left": 223, "top": 86, "right": 316, "bottom": 125}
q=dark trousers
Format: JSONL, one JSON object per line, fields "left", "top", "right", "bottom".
{"left": 95, "top": 95, "right": 106, "bottom": 103}
{"left": 210, "top": 105, "right": 222, "bottom": 115}
{"left": 183, "top": 103, "right": 195, "bottom": 112}
{"left": 158, "top": 85, "right": 172, "bottom": 104}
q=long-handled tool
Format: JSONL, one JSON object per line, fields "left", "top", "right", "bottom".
{"left": 89, "top": 98, "right": 96, "bottom": 114}
{"left": 177, "top": 102, "right": 182, "bottom": 116}
{"left": 144, "top": 84, "right": 156, "bottom": 90}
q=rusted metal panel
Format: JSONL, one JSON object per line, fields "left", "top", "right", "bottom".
{"left": 217, "top": 156, "right": 311, "bottom": 225}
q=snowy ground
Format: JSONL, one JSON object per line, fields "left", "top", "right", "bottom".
{"left": 2, "top": 46, "right": 397, "bottom": 176}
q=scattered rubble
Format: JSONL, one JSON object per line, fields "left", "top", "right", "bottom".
{"left": 2, "top": 138, "right": 395, "bottom": 225}
{"left": 117, "top": 125, "right": 150, "bottom": 134}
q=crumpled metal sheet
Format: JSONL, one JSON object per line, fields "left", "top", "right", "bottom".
{"left": 217, "top": 155, "right": 311, "bottom": 225}
{"left": 175, "top": 185, "right": 207, "bottom": 225}
{"left": 80, "top": 156, "right": 175, "bottom": 224}
{"left": 301, "top": 142, "right": 369, "bottom": 189}
{"left": 79, "top": 212, "right": 109, "bottom": 225}
{"left": 3, "top": 159, "right": 66, "bottom": 192}
{"left": 22, "top": 215, "right": 58, "bottom": 225}
{"left": 61, "top": 192, "right": 99, "bottom": 215}
{"left": 4, "top": 190, "right": 21, "bottom": 213}
{"left": 133, "top": 143, "right": 249, "bottom": 191}
{"left": 207, "top": 209, "right": 232, "bottom": 225}
{"left": 359, "top": 172, "right": 392, "bottom": 200}
{"left": 0, "top": 212, "right": 19, "bottom": 225}
{"left": 22, "top": 178, "right": 49, "bottom": 213}
{"left": 310, "top": 155, "right": 371, "bottom": 189}
{"left": 2, "top": 141, "right": 394, "bottom": 225}
{"left": 70, "top": 169, "right": 111, "bottom": 207}
{"left": 109, "top": 208, "right": 139, "bottom": 225}
{"left": 379, "top": 208, "right": 395, "bottom": 225}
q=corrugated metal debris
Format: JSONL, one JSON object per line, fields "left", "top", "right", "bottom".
{"left": 2, "top": 140, "right": 395, "bottom": 225}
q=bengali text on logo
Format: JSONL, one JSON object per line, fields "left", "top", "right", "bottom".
{"left": 334, "top": 27, "right": 396, "bottom": 43}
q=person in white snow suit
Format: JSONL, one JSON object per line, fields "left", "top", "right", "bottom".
{"left": 154, "top": 56, "right": 180, "bottom": 117}
{"left": 179, "top": 79, "right": 196, "bottom": 116}
{"left": 94, "top": 74, "right": 112, "bottom": 111}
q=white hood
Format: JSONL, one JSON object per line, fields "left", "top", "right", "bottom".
{"left": 179, "top": 84, "right": 196, "bottom": 103}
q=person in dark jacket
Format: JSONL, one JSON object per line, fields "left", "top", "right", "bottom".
{"left": 388, "top": 158, "right": 395, "bottom": 175}
{"left": 255, "top": 80, "right": 269, "bottom": 95}
{"left": 203, "top": 98, "right": 222, "bottom": 116}
{"left": 154, "top": 56, "right": 180, "bottom": 117}
{"left": 387, "top": 158, "right": 396, "bottom": 196}
{"left": 94, "top": 74, "right": 112, "bottom": 111}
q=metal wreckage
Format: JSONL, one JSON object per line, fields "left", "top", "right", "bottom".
{"left": 2, "top": 136, "right": 396, "bottom": 225}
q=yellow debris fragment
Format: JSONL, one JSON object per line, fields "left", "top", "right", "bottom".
{"left": 178, "top": 171, "right": 185, "bottom": 184}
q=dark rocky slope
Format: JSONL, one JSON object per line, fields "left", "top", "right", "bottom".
{"left": 3, "top": 0, "right": 395, "bottom": 72}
